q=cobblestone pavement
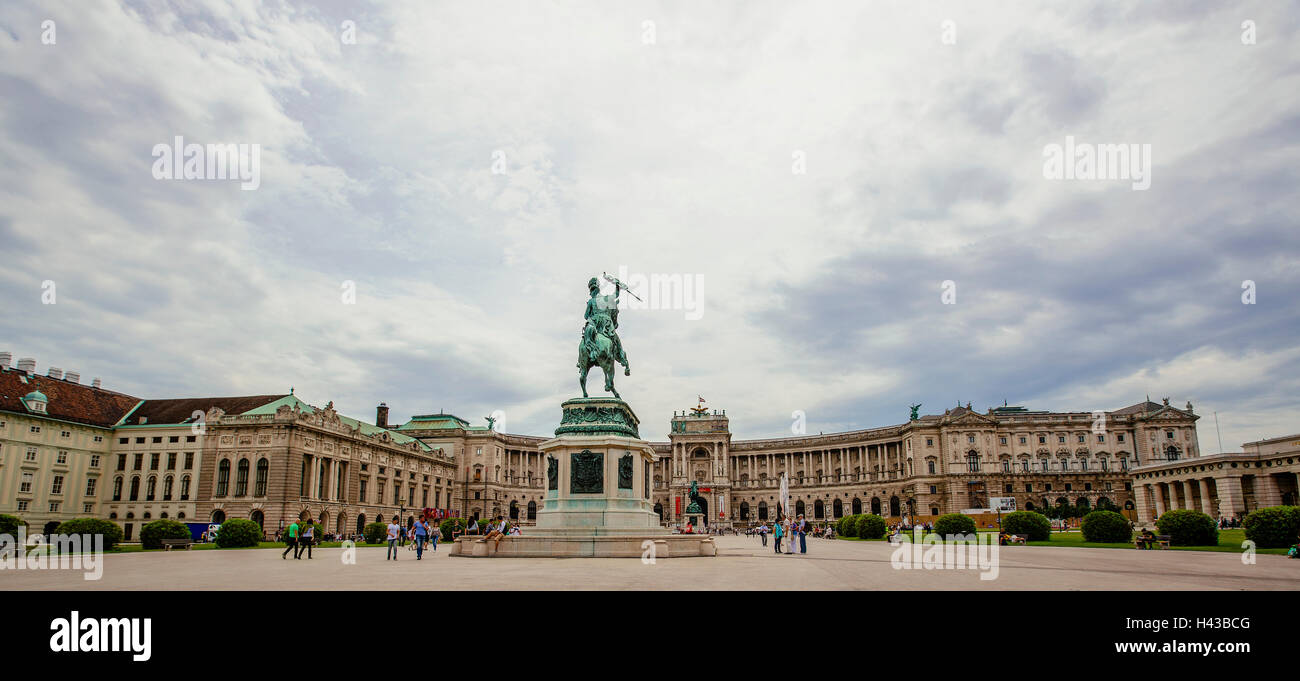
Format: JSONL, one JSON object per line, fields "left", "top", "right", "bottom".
{"left": 3, "top": 535, "right": 1295, "bottom": 590}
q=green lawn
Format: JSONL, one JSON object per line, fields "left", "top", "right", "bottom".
{"left": 837, "top": 528, "right": 1292, "bottom": 555}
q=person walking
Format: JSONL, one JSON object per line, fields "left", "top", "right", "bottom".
{"left": 773, "top": 520, "right": 783, "bottom": 554}
{"left": 298, "top": 520, "right": 314, "bottom": 559}
{"left": 386, "top": 518, "right": 401, "bottom": 560}
{"left": 281, "top": 519, "right": 299, "bottom": 559}
{"left": 797, "top": 514, "right": 808, "bottom": 554}
{"left": 414, "top": 517, "right": 429, "bottom": 560}
{"left": 759, "top": 523, "right": 769, "bottom": 547}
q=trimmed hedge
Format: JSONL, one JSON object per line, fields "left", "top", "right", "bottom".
{"left": 1242, "top": 505, "right": 1300, "bottom": 549}
{"left": 1001, "top": 511, "right": 1051, "bottom": 541}
{"left": 0, "top": 513, "right": 26, "bottom": 539}
{"left": 854, "top": 514, "right": 887, "bottom": 539}
{"left": 140, "top": 519, "right": 192, "bottom": 550}
{"left": 365, "top": 521, "right": 389, "bottom": 544}
{"left": 838, "top": 514, "right": 861, "bottom": 537}
{"left": 214, "top": 518, "right": 262, "bottom": 548}
{"left": 1155, "top": 509, "right": 1218, "bottom": 546}
{"left": 934, "top": 513, "right": 977, "bottom": 538}
{"left": 1081, "top": 510, "right": 1132, "bottom": 543}
{"left": 55, "top": 518, "right": 124, "bottom": 551}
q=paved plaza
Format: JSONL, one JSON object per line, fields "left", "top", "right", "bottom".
{"left": 3, "top": 536, "right": 1297, "bottom": 590}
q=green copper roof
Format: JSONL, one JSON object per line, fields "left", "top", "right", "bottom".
{"left": 243, "top": 395, "right": 430, "bottom": 451}
{"left": 397, "top": 413, "right": 471, "bottom": 430}
{"left": 24, "top": 389, "right": 48, "bottom": 403}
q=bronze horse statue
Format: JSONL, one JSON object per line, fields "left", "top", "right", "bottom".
{"left": 578, "top": 276, "right": 630, "bottom": 399}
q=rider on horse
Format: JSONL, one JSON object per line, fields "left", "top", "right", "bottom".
{"left": 579, "top": 276, "right": 630, "bottom": 376}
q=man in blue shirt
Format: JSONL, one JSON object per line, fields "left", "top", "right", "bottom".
{"left": 414, "top": 518, "right": 429, "bottom": 560}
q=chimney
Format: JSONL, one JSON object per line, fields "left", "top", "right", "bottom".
{"left": 376, "top": 402, "right": 389, "bottom": 428}
{"left": 0, "top": 352, "right": 10, "bottom": 369}
{"left": 17, "top": 357, "right": 36, "bottom": 374}
{"left": 48, "top": 367, "right": 63, "bottom": 380}
{"left": 65, "top": 371, "right": 80, "bottom": 384}
{"left": 92, "top": 378, "right": 102, "bottom": 389}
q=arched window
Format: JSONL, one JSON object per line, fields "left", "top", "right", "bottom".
{"left": 216, "top": 460, "right": 230, "bottom": 496}
{"left": 740, "top": 501, "right": 750, "bottom": 520}
{"left": 851, "top": 497, "right": 862, "bottom": 515}
{"left": 180, "top": 474, "right": 191, "bottom": 501}
{"left": 527, "top": 500, "right": 537, "bottom": 520}
{"left": 966, "top": 452, "right": 980, "bottom": 473}
{"left": 163, "top": 475, "right": 173, "bottom": 501}
{"left": 1040, "top": 458, "right": 1049, "bottom": 472}
{"left": 146, "top": 475, "right": 156, "bottom": 501}
{"left": 832, "top": 498, "right": 843, "bottom": 518}
{"left": 795, "top": 500, "right": 806, "bottom": 517}
{"left": 235, "top": 459, "right": 249, "bottom": 496}
{"left": 211, "top": 510, "right": 225, "bottom": 524}
{"left": 129, "top": 476, "right": 140, "bottom": 501}
{"left": 356, "top": 514, "right": 367, "bottom": 535}
{"left": 112, "top": 476, "right": 123, "bottom": 501}
{"left": 870, "top": 497, "right": 882, "bottom": 515}
{"left": 250, "top": 510, "right": 265, "bottom": 529}
{"left": 757, "top": 501, "right": 768, "bottom": 520}
{"left": 255, "top": 458, "right": 269, "bottom": 496}
{"left": 927, "top": 460, "right": 936, "bottom": 474}
{"left": 813, "top": 499, "right": 824, "bottom": 519}
{"left": 509, "top": 501, "right": 520, "bottom": 520}
{"left": 889, "top": 495, "right": 901, "bottom": 517}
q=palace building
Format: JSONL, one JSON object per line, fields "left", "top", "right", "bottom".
{"left": 4, "top": 352, "right": 1296, "bottom": 540}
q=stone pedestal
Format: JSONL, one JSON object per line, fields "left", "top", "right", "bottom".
{"left": 451, "top": 397, "right": 715, "bottom": 558}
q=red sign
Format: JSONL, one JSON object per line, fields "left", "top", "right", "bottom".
{"left": 719, "top": 512, "right": 725, "bottom": 518}
{"left": 701, "top": 487, "right": 712, "bottom": 492}
{"left": 675, "top": 496, "right": 681, "bottom": 514}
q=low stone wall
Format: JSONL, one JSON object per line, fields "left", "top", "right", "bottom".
{"left": 450, "top": 534, "right": 717, "bottom": 558}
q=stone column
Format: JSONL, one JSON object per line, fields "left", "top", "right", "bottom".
{"left": 1152, "top": 483, "right": 1166, "bottom": 518}
{"left": 1254, "top": 474, "right": 1282, "bottom": 508}
{"left": 1198, "top": 478, "right": 1213, "bottom": 516}
{"left": 1133, "top": 483, "right": 1152, "bottom": 523}
{"left": 1216, "top": 475, "right": 1245, "bottom": 519}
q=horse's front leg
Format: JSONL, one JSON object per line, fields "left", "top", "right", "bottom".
{"left": 579, "top": 365, "right": 590, "bottom": 397}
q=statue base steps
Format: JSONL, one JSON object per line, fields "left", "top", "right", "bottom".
{"left": 449, "top": 534, "right": 717, "bottom": 558}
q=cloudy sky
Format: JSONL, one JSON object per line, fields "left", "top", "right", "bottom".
{"left": 1, "top": 1, "right": 1297, "bottom": 451}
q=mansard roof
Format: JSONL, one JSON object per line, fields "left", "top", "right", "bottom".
{"left": 0, "top": 367, "right": 140, "bottom": 428}
{"left": 121, "top": 394, "right": 289, "bottom": 426}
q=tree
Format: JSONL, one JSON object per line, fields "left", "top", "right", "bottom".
{"left": 140, "top": 519, "right": 192, "bottom": 549}
{"left": 55, "top": 518, "right": 124, "bottom": 551}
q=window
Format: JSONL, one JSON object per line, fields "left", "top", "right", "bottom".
{"left": 169, "top": 435, "right": 179, "bottom": 443}
{"left": 215, "top": 460, "right": 230, "bottom": 496}
{"left": 30, "top": 426, "right": 40, "bottom": 433}
{"left": 1019, "top": 436, "right": 1027, "bottom": 444}
{"left": 93, "top": 435, "right": 102, "bottom": 443}
{"left": 118, "top": 437, "right": 128, "bottom": 445}
{"left": 150, "top": 453, "right": 160, "bottom": 470}
{"left": 129, "top": 476, "right": 140, "bottom": 501}
{"left": 359, "top": 478, "right": 368, "bottom": 503}
{"left": 1120, "top": 457, "right": 1129, "bottom": 471}
{"left": 1001, "top": 461, "right": 1010, "bottom": 472}
{"left": 151, "top": 436, "right": 162, "bottom": 444}
{"left": 116, "top": 455, "right": 126, "bottom": 471}
{"left": 146, "top": 476, "right": 156, "bottom": 501}
{"left": 50, "top": 475, "right": 64, "bottom": 495}
{"left": 1038, "top": 436, "right": 1046, "bottom": 444}
{"left": 186, "top": 435, "right": 196, "bottom": 443}
{"left": 135, "top": 437, "right": 144, "bottom": 444}
{"left": 112, "top": 477, "right": 123, "bottom": 501}
{"left": 1097, "top": 434, "right": 1105, "bottom": 443}
{"left": 1045, "top": 483, "right": 1053, "bottom": 492}
{"left": 255, "top": 459, "right": 269, "bottom": 496}
{"left": 90, "top": 455, "right": 100, "bottom": 468}
{"left": 48, "top": 502, "right": 60, "bottom": 513}
{"left": 1065, "top": 483, "right": 1073, "bottom": 492}
{"left": 1040, "top": 459, "right": 1049, "bottom": 471}
{"left": 180, "top": 475, "right": 191, "bottom": 500}
{"left": 1080, "top": 460, "right": 1088, "bottom": 471}
{"left": 84, "top": 503, "right": 94, "bottom": 513}
{"left": 235, "top": 459, "right": 249, "bottom": 496}
{"left": 999, "top": 436, "right": 1007, "bottom": 445}
{"left": 85, "top": 478, "right": 97, "bottom": 496}
{"left": 929, "top": 485, "right": 937, "bottom": 493}
{"left": 1004, "top": 484, "right": 1013, "bottom": 493}
{"left": 926, "top": 438, "right": 933, "bottom": 447}
{"left": 1025, "top": 483, "right": 1033, "bottom": 492}
{"left": 25, "top": 448, "right": 37, "bottom": 462}
{"left": 1058, "top": 436, "right": 1066, "bottom": 443}
{"left": 1084, "top": 482, "right": 1092, "bottom": 491}
{"left": 968, "top": 435, "right": 976, "bottom": 444}
{"left": 167, "top": 453, "right": 177, "bottom": 470}
{"left": 184, "top": 452, "right": 194, "bottom": 469}
{"left": 1117, "top": 434, "right": 1125, "bottom": 443}
{"left": 16, "top": 501, "right": 27, "bottom": 512}
{"left": 393, "top": 485, "right": 401, "bottom": 505}
{"left": 163, "top": 475, "right": 173, "bottom": 501}
{"left": 927, "top": 461, "right": 935, "bottom": 474}
{"left": 61, "top": 430, "right": 70, "bottom": 438}
{"left": 133, "top": 453, "right": 143, "bottom": 470}
{"left": 966, "top": 453, "right": 980, "bottom": 473}
{"left": 20, "top": 473, "right": 33, "bottom": 494}
{"left": 1021, "top": 461, "right": 1029, "bottom": 472}
{"left": 1166, "top": 431, "right": 1174, "bottom": 439}
{"left": 378, "top": 481, "right": 385, "bottom": 502}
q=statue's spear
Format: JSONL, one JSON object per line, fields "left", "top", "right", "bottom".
{"left": 602, "top": 272, "right": 643, "bottom": 301}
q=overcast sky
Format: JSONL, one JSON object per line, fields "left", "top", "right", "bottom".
{"left": 1, "top": 1, "right": 1297, "bottom": 452}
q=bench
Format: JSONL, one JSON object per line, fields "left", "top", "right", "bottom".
{"left": 1134, "top": 535, "right": 1172, "bottom": 549}
{"left": 161, "top": 538, "right": 193, "bottom": 551}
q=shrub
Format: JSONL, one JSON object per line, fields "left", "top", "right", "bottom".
{"left": 365, "top": 522, "right": 389, "bottom": 544}
{"left": 55, "top": 518, "right": 124, "bottom": 551}
{"left": 214, "top": 518, "right": 262, "bottom": 548}
{"left": 837, "top": 514, "right": 859, "bottom": 537}
{"left": 854, "top": 514, "right": 887, "bottom": 539}
{"left": 140, "top": 519, "right": 192, "bottom": 549}
{"left": 933, "top": 513, "right": 977, "bottom": 538}
{"left": 1081, "top": 510, "right": 1132, "bottom": 543}
{"left": 1001, "top": 510, "right": 1051, "bottom": 541}
{"left": 1155, "top": 509, "right": 1218, "bottom": 546}
{"left": 1242, "top": 506, "right": 1300, "bottom": 549}
{"left": 0, "top": 514, "right": 27, "bottom": 539}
